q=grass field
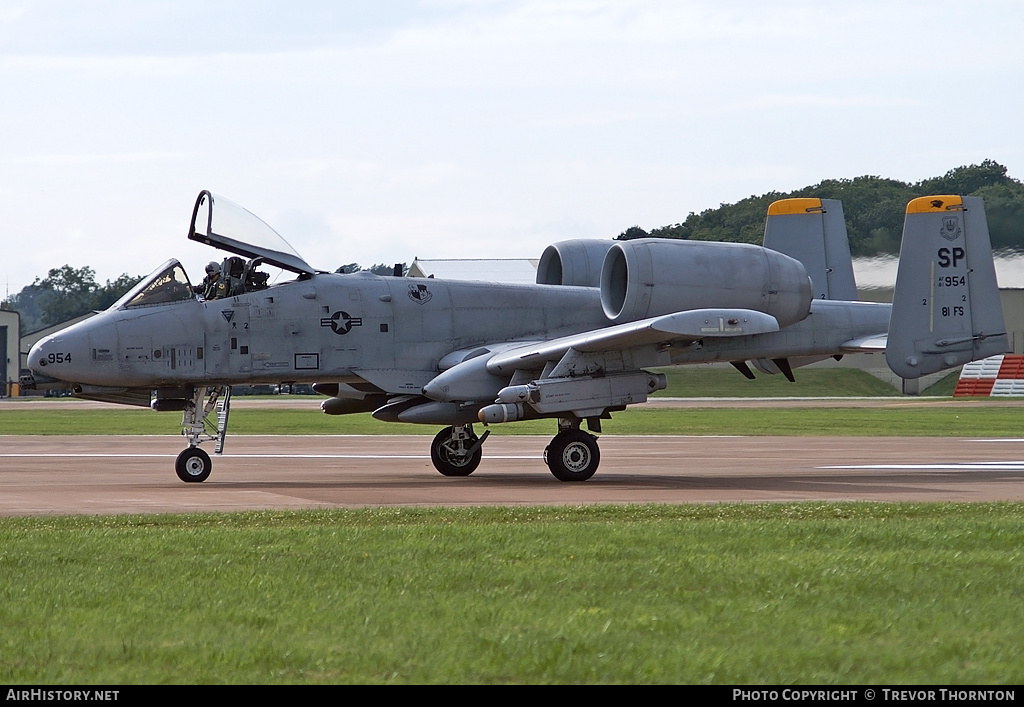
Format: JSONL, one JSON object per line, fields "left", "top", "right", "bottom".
{"left": 650, "top": 366, "right": 914, "bottom": 397}
{"left": 1, "top": 402, "right": 1020, "bottom": 437}
{"left": 1, "top": 503, "right": 1022, "bottom": 684}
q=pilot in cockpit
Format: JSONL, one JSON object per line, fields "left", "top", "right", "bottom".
{"left": 194, "top": 261, "right": 223, "bottom": 300}
{"left": 193, "top": 257, "right": 270, "bottom": 301}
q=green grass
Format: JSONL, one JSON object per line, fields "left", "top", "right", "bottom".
{"left": 1, "top": 403, "right": 1021, "bottom": 437}
{"left": 922, "top": 370, "right": 962, "bottom": 396}
{"left": 1, "top": 503, "right": 1022, "bottom": 684}
{"left": 651, "top": 366, "right": 906, "bottom": 397}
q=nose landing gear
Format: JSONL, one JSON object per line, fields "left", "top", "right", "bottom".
{"left": 175, "top": 386, "right": 231, "bottom": 482}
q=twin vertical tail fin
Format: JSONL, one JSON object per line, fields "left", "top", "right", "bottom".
{"left": 763, "top": 197, "right": 858, "bottom": 301}
{"left": 886, "top": 195, "right": 1009, "bottom": 379}
{"left": 765, "top": 194, "right": 1007, "bottom": 380}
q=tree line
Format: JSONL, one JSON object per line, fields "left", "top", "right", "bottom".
{"left": 616, "top": 159, "right": 1024, "bottom": 256}
{"left": 2, "top": 266, "right": 144, "bottom": 335}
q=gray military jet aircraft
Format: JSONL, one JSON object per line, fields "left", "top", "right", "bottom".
{"left": 25, "top": 191, "right": 1008, "bottom": 483}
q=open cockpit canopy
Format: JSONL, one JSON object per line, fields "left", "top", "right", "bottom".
{"left": 188, "top": 190, "right": 315, "bottom": 276}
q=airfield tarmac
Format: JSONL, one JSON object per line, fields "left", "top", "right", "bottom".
{"left": 3, "top": 424, "right": 1024, "bottom": 515}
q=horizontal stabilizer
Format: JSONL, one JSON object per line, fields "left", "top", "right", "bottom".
{"left": 886, "top": 196, "right": 1009, "bottom": 379}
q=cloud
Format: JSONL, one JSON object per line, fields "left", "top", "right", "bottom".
{"left": 11, "top": 151, "right": 193, "bottom": 166}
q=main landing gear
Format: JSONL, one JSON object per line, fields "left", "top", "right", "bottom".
{"left": 430, "top": 424, "right": 489, "bottom": 476}
{"left": 544, "top": 427, "right": 600, "bottom": 482}
{"left": 427, "top": 419, "right": 601, "bottom": 482}
{"left": 175, "top": 386, "right": 231, "bottom": 483}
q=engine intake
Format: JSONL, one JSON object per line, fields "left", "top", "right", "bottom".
{"left": 537, "top": 239, "right": 616, "bottom": 287}
{"left": 600, "top": 239, "right": 812, "bottom": 327}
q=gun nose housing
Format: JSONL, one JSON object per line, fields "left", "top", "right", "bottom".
{"left": 27, "top": 320, "right": 95, "bottom": 386}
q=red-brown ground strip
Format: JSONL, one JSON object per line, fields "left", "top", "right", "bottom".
{"left": 3, "top": 427, "right": 1024, "bottom": 516}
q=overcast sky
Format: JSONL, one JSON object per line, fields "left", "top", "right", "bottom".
{"left": 2, "top": 0, "right": 1023, "bottom": 295}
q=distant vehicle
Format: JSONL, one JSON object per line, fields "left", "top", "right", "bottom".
{"left": 24, "top": 191, "right": 1008, "bottom": 482}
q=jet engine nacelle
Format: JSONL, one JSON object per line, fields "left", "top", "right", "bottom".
{"left": 537, "top": 239, "right": 617, "bottom": 287}
{"left": 600, "top": 238, "right": 813, "bottom": 326}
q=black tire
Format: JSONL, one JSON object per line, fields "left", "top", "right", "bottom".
{"left": 175, "top": 447, "right": 212, "bottom": 483}
{"left": 430, "top": 426, "right": 482, "bottom": 477}
{"left": 545, "top": 430, "right": 600, "bottom": 482}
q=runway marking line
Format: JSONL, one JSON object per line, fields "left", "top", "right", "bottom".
{"left": 821, "top": 462, "right": 1024, "bottom": 470}
{"left": 0, "top": 453, "right": 542, "bottom": 460}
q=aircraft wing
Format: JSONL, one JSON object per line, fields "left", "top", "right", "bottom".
{"left": 486, "top": 308, "right": 780, "bottom": 375}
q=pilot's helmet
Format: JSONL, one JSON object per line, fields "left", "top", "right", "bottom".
{"left": 205, "top": 261, "right": 220, "bottom": 275}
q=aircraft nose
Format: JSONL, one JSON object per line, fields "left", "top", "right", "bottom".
{"left": 27, "top": 337, "right": 50, "bottom": 373}
{"left": 24, "top": 337, "right": 64, "bottom": 390}
{"left": 28, "top": 335, "right": 63, "bottom": 375}
{"left": 27, "top": 328, "right": 89, "bottom": 383}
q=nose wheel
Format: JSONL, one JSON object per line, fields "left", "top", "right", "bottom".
{"left": 175, "top": 447, "right": 212, "bottom": 483}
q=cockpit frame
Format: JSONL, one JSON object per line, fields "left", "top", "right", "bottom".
{"left": 111, "top": 260, "right": 195, "bottom": 310}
